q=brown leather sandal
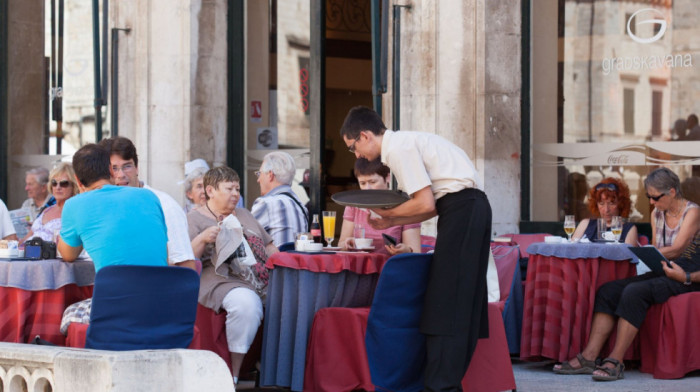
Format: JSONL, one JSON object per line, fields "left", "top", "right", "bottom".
{"left": 552, "top": 353, "right": 597, "bottom": 375}
{"left": 592, "top": 357, "right": 625, "bottom": 381}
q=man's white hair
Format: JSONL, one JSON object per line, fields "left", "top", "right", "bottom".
{"left": 260, "top": 151, "right": 296, "bottom": 185}
{"left": 26, "top": 167, "right": 50, "bottom": 185}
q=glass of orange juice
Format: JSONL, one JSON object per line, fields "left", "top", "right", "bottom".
{"left": 322, "top": 210, "right": 336, "bottom": 247}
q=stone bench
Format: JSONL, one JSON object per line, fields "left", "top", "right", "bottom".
{"left": 0, "top": 342, "right": 234, "bottom": 392}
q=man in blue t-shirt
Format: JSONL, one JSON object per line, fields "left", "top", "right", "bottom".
{"left": 58, "top": 143, "right": 168, "bottom": 271}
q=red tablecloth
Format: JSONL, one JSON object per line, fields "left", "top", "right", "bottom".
{"left": 520, "top": 254, "right": 637, "bottom": 361}
{"left": 261, "top": 251, "right": 389, "bottom": 391}
{"left": 266, "top": 251, "right": 389, "bottom": 274}
{"left": 304, "top": 303, "right": 515, "bottom": 392}
{"left": 640, "top": 291, "right": 700, "bottom": 379}
{"left": 0, "top": 284, "right": 93, "bottom": 345}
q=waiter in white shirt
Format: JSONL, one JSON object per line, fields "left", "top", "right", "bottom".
{"left": 340, "top": 106, "right": 491, "bottom": 392}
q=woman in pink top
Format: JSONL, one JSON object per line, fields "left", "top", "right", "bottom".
{"left": 338, "top": 159, "right": 421, "bottom": 255}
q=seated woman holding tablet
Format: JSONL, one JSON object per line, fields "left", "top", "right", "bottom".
{"left": 553, "top": 168, "right": 700, "bottom": 383}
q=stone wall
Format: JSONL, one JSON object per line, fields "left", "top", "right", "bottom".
{"left": 6, "top": 0, "right": 46, "bottom": 208}
{"left": 111, "top": 0, "right": 228, "bottom": 204}
{"left": 384, "top": 0, "right": 521, "bottom": 236}
{"left": 0, "top": 343, "right": 233, "bottom": 391}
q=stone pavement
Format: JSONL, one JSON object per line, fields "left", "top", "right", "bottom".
{"left": 512, "top": 359, "right": 700, "bottom": 392}
{"left": 242, "top": 359, "right": 700, "bottom": 391}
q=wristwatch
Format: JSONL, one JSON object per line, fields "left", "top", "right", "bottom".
{"left": 684, "top": 272, "right": 692, "bottom": 286}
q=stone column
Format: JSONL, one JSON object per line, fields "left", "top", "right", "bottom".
{"left": 6, "top": 0, "right": 46, "bottom": 208}
{"left": 111, "top": 0, "right": 227, "bottom": 203}
{"left": 383, "top": 0, "right": 521, "bottom": 235}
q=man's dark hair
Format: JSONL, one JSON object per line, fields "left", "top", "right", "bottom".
{"left": 72, "top": 144, "right": 112, "bottom": 187}
{"left": 354, "top": 158, "right": 390, "bottom": 178}
{"left": 339, "top": 106, "right": 387, "bottom": 139}
{"left": 98, "top": 136, "right": 139, "bottom": 167}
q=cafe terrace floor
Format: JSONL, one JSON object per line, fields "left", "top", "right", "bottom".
{"left": 243, "top": 359, "right": 700, "bottom": 391}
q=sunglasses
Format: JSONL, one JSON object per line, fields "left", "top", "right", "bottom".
{"left": 646, "top": 192, "right": 667, "bottom": 202}
{"left": 51, "top": 180, "right": 71, "bottom": 188}
{"left": 595, "top": 183, "right": 618, "bottom": 192}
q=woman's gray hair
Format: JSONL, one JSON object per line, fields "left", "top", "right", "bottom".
{"left": 260, "top": 151, "right": 296, "bottom": 185}
{"left": 644, "top": 167, "right": 682, "bottom": 199}
{"left": 184, "top": 167, "right": 207, "bottom": 194}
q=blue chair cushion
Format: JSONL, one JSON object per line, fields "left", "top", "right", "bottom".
{"left": 365, "top": 253, "right": 432, "bottom": 392}
{"left": 86, "top": 265, "right": 200, "bottom": 351}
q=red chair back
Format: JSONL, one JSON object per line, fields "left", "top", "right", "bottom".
{"left": 503, "top": 233, "right": 549, "bottom": 258}
{"left": 491, "top": 245, "right": 520, "bottom": 302}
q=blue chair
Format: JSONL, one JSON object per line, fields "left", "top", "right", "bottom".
{"left": 365, "top": 253, "right": 432, "bottom": 392}
{"left": 491, "top": 244, "right": 524, "bottom": 354}
{"left": 86, "top": 265, "right": 200, "bottom": 351}
{"left": 278, "top": 241, "right": 295, "bottom": 252}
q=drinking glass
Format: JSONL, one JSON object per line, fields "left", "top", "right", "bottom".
{"left": 353, "top": 224, "right": 365, "bottom": 239}
{"left": 611, "top": 216, "right": 623, "bottom": 243}
{"left": 322, "top": 211, "right": 337, "bottom": 247}
{"left": 564, "top": 215, "right": 576, "bottom": 242}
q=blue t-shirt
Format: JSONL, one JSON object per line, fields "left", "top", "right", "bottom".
{"left": 61, "top": 185, "right": 168, "bottom": 272}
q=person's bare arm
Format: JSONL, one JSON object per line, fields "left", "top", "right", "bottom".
{"left": 175, "top": 259, "right": 197, "bottom": 271}
{"left": 338, "top": 219, "right": 355, "bottom": 250}
{"left": 57, "top": 236, "right": 82, "bottom": 262}
{"left": 368, "top": 186, "right": 437, "bottom": 229}
{"left": 190, "top": 225, "right": 220, "bottom": 259}
{"left": 2, "top": 234, "right": 18, "bottom": 241}
{"left": 385, "top": 226, "right": 422, "bottom": 255}
{"left": 265, "top": 242, "right": 279, "bottom": 257}
{"left": 658, "top": 208, "right": 700, "bottom": 260}
{"left": 624, "top": 225, "right": 638, "bottom": 246}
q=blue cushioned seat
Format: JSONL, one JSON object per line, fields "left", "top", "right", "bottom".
{"left": 86, "top": 265, "right": 200, "bottom": 351}
{"left": 365, "top": 253, "right": 432, "bottom": 392}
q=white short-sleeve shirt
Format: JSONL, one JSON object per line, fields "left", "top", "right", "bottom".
{"left": 144, "top": 184, "right": 195, "bottom": 265}
{"left": 0, "top": 199, "right": 16, "bottom": 238}
{"left": 380, "top": 130, "right": 482, "bottom": 199}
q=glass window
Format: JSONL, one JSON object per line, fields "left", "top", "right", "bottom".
{"left": 530, "top": 1, "right": 700, "bottom": 225}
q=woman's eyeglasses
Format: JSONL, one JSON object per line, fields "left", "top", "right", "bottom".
{"left": 646, "top": 192, "right": 667, "bottom": 202}
{"left": 595, "top": 183, "right": 618, "bottom": 192}
{"left": 51, "top": 180, "right": 71, "bottom": 188}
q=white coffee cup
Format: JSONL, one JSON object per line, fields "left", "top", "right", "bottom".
{"left": 355, "top": 238, "right": 373, "bottom": 249}
{"left": 305, "top": 242, "right": 324, "bottom": 252}
{"left": 295, "top": 239, "right": 314, "bottom": 251}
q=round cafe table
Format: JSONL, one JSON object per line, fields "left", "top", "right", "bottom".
{"left": 520, "top": 242, "right": 637, "bottom": 362}
{"left": 260, "top": 250, "right": 389, "bottom": 392}
{"left": 0, "top": 258, "right": 95, "bottom": 345}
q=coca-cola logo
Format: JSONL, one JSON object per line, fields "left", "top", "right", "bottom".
{"left": 608, "top": 154, "right": 630, "bottom": 165}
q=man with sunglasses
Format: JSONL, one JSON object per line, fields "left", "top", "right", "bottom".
{"left": 340, "top": 106, "right": 491, "bottom": 392}
{"left": 98, "top": 137, "right": 196, "bottom": 271}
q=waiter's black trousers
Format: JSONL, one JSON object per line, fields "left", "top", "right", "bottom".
{"left": 421, "top": 188, "right": 492, "bottom": 392}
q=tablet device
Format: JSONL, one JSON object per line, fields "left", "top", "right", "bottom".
{"left": 628, "top": 246, "right": 670, "bottom": 274}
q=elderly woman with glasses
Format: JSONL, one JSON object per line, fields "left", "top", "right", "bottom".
{"left": 646, "top": 167, "right": 700, "bottom": 259}
{"left": 21, "top": 163, "right": 79, "bottom": 244}
{"left": 188, "top": 166, "right": 277, "bottom": 385}
{"left": 553, "top": 168, "right": 700, "bottom": 382}
{"left": 571, "top": 177, "right": 638, "bottom": 245}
